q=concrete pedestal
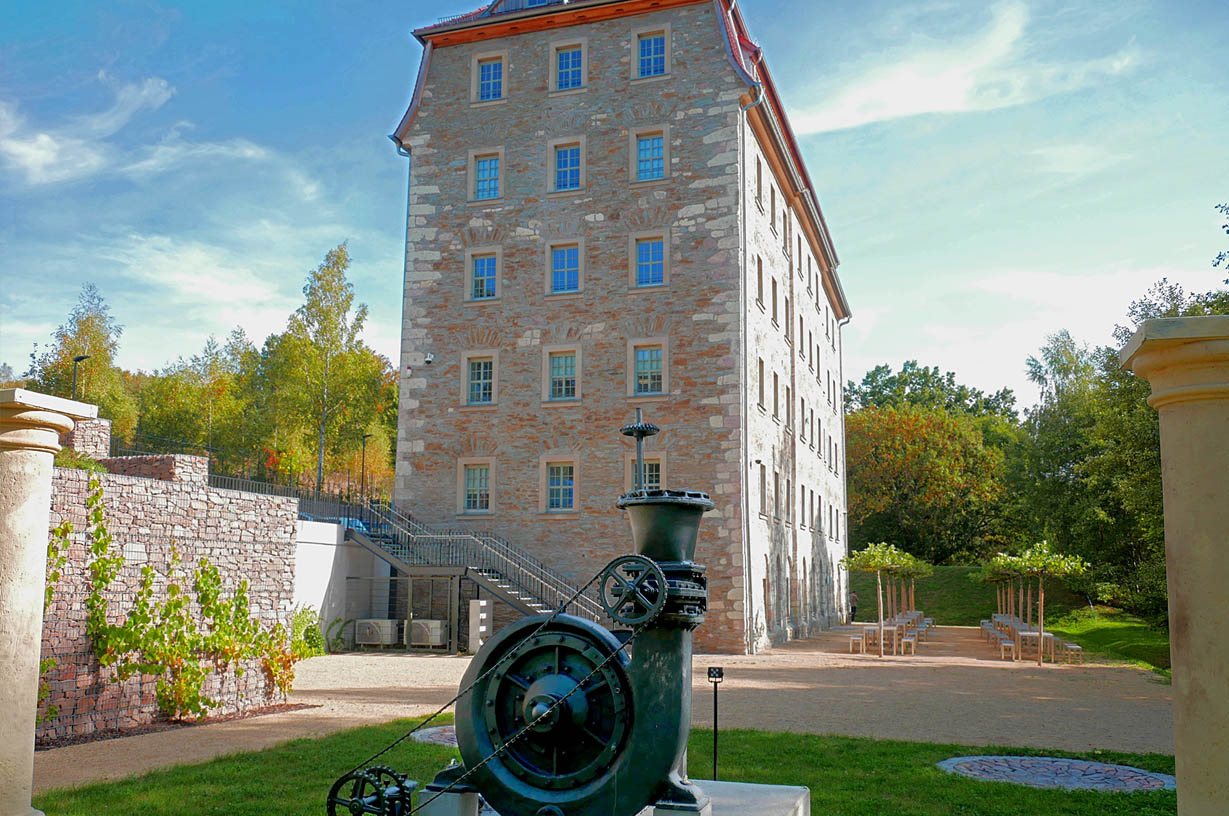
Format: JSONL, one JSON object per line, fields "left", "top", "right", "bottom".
{"left": 0, "top": 389, "right": 95, "bottom": 816}
{"left": 1120, "top": 316, "right": 1229, "bottom": 816}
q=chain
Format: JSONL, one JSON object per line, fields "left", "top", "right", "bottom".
{"left": 344, "top": 565, "right": 610, "bottom": 777}
{"left": 406, "top": 615, "right": 653, "bottom": 816}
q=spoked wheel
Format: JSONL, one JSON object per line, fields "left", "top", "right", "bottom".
{"left": 458, "top": 615, "right": 633, "bottom": 794}
{"left": 599, "top": 554, "right": 667, "bottom": 626}
{"left": 326, "top": 770, "right": 387, "bottom": 816}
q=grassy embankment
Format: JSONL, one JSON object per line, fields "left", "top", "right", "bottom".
{"left": 33, "top": 717, "right": 1176, "bottom": 816}
{"left": 848, "top": 566, "right": 1170, "bottom": 675}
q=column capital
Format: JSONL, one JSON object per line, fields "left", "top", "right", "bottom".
{"left": 1119, "top": 316, "right": 1229, "bottom": 409}
{"left": 0, "top": 388, "right": 98, "bottom": 454}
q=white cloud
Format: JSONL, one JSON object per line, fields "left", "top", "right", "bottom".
{"left": 75, "top": 75, "right": 174, "bottom": 138}
{"left": 793, "top": 2, "right": 1139, "bottom": 134}
{"left": 1028, "top": 144, "right": 1129, "bottom": 176}
{"left": 0, "top": 75, "right": 279, "bottom": 187}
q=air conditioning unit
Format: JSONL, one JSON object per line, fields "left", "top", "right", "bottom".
{"left": 356, "top": 619, "right": 398, "bottom": 646}
{"left": 408, "top": 618, "right": 448, "bottom": 648}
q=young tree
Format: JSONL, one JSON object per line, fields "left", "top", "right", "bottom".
{"left": 846, "top": 360, "right": 1017, "bottom": 420}
{"left": 1017, "top": 542, "right": 1088, "bottom": 666}
{"left": 841, "top": 543, "right": 914, "bottom": 657}
{"left": 28, "top": 283, "right": 137, "bottom": 442}
{"left": 264, "top": 244, "right": 376, "bottom": 491}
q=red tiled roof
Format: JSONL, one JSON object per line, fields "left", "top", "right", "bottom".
{"left": 416, "top": 5, "right": 492, "bottom": 34}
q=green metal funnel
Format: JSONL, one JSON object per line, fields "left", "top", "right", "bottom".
{"left": 616, "top": 490, "right": 714, "bottom": 562}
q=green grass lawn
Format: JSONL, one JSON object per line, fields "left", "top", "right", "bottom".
{"left": 34, "top": 718, "right": 1176, "bottom": 816}
{"left": 1047, "top": 606, "right": 1172, "bottom": 676}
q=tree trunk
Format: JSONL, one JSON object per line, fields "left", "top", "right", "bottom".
{"left": 316, "top": 354, "right": 330, "bottom": 492}
{"left": 1026, "top": 582, "right": 1033, "bottom": 629}
{"left": 876, "top": 570, "right": 884, "bottom": 658}
{"left": 911, "top": 578, "right": 916, "bottom": 612}
{"left": 1038, "top": 576, "right": 1046, "bottom": 667}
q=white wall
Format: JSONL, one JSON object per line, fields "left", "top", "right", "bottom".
{"left": 293, "top": 520, "right": 384, "bottom": 638}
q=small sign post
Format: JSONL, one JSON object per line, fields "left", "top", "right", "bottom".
{"left": 708, "top": 666, "right": 724, "bottom": 780}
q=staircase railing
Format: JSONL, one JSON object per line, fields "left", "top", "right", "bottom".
{"left": 208, "top": 474, "right": 603, "bottom": 621}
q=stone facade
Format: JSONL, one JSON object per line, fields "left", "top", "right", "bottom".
{"left": 393, "top": 0, "right": 848, "bottom": 653}
{"left": 37, "top": 464, "right": 298, "bottom": 740}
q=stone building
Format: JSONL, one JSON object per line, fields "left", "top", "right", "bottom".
{"left": 390, "top": 0, "right": 851, "bottom": 653}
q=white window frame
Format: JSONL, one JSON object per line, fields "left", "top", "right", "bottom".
{"left": 468, "top": 147, "right": 505, "bottom": 203}
{"left": 541, "top": 343, "right": 583, "bottom": 404}
{"left": 538, "top": 452, "right": 580, "bottom": 516}
{"left": 457, "top": 457, "right": 495, "bottom": 515}
{"left": 627, "top": 229, "right": 670, "bottom": 289}
{"left": 549, "top": 38, "right": 588, "bottom": 95}
{"left": 460, "top": 348, "right": 500, "bottom": 408}
{"left": 544, "top": 237, "right": 585, "bottom": 296}
{"left": 626, "top": 336, "right": 669, "bottom": 398}
{"left": 623, "top": 451, "right": 667, "bottom": 491}
{"left": 629, "top": 124, "right": 670, "bottom": 184}
{"left": 546, "top": 135, "right": 586, "bottom": 195}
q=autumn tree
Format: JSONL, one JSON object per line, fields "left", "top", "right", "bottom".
{"left": 846, "top": 404, "right": 1006, "bottom": 563}
{"left": 27, "top": 283, "right": 137, "bottom": 442}
{"left": 846, "top": 360, "right": 1017, "bottom": 420}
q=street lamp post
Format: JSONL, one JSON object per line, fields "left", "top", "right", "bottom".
{"left": 360, "top": 433, "right": 373, "bottom": 504}
{"left": 71, "top": 354, "right": 90, "bottom": 400}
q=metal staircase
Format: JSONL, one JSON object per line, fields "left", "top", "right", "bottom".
{"left": 301, "top": 493, "right": 604, "bottom": 622}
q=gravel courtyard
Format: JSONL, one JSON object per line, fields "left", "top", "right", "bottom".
{"left": 33, "top": 626, "right": 1172, "bottom": 793}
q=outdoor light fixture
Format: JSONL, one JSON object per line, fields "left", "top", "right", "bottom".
{"left": 71, "top": 354, "right": 90, "bottom": 400}
{"left": 424, "top": 352, "right": 435, "bottom": 365}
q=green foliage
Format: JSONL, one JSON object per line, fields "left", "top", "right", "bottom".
{"left": 80, "top": 478, "right": 306, "bottom": 719}
{"left": 325, "top": 617, "right": 353, "bottom": 653}
{"left": 27, "top": 283, "right": 138, "bottom": 443}
{"left": 846, "top": 406, "right": 1008, "bottom": 562}
{"left": 850, "top": 565, "right": 1087, "bottom": 626}
{"left": 1214, "top": 202, "right": 1228, "bottom": 280}
{"left": 846, "top": 360, "right": 1018, "bottom": 420}
{"left": 291, "top": 606, "right": 325, "bottom": 658}
{"left": 37, "top": 519, "right": 73, "bottom": 724}
{"left": 53, "top": 446, "right": 107, "bottom": 473}
{"left": 31, "top": 718, "right": 1177, "bottom": 816}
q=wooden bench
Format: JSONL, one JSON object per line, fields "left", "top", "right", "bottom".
{"left": 849, "top": 635, "right": 865, "bottom": 654}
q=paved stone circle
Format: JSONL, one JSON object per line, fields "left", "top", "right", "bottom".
{"left": 937, "top": 755, "right": 1176, "bottom": 792}
{"left": 411, "top": 725, "right": 459, "bottom": 748}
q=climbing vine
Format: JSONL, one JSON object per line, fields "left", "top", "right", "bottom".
{"left": 78, "top": 476, "right": 305, "bottom": 720}
{"left": 37, "top": 519, "right": 73, "bottom": 724}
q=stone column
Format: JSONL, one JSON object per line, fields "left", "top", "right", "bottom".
{"left": 1119, "top": 316, "right": 1229, "bottom": 816}
{"left": 0, "top": 389, "right": 96, "bottom": 816}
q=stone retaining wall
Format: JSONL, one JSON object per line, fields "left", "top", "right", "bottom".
{"left": 37, "top": 466, "right": 298, "bottom": 741}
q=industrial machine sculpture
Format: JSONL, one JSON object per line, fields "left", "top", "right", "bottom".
{"left": 327, "top": 411, "right": 714, "bottom": 816}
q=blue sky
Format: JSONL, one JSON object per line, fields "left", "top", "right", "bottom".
{"left": 2, "top": 0, "right": 1226, "bottom": 406}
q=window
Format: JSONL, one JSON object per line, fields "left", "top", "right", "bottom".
{"left": 772, "top": 372, "right": 779, "bottom": 418}
{"left": 636, "top": 31, "right": 667, "bottom": 78}
{"left": 755, "top": 157, "right": 762, "bottom": 206}
{"left": 816, "top": 493, "right": 822, "bottom": 531}
{"left": 799, "top": 316, "right": 805, "bottom": 354}
{"left": 800, "top": 398, "right": 806, "bottom": 439}
{"left": 471, "top": 152, "right": 502, "bottom": 200}
{"left": 784, "top": 298, "right": 792, "bottom": 341}
{"left": 547, "top": 463, "right": 575, "bottom": 510}
{"left": 548, "top": 351, "right": 576, "bottom": 400}
{"left": 527, "top": 0, "right": 549, "bottom": 7}
{"left": 785, "top": 386, "right": 792, "bottom": 426}
{"left": 635, "top": 237, "right": 664, "bottom": 287}
{"left": 471, "top": 253, "right": 497, "bottom": 300}
{"left": 625, "top": 336, "right": 668, "bottom": 398}
{"left": 808, "top": 331, "right": 814, "bottom": 367}
{"left": 464, "top": 464, "right": 490, "bottom": 511}
{"left": 771, "top": 278, "right": 778, "bottom": 323}
{"left": 809, "top": 489, "right": 815, "bottom": 528}
{"left": 759, "top": 464, "right": 767, "bottom": 515}
{"left": 756, "top": 257, "right": 764, "bottom": 304}
{"left": 556, "top": 45, "right": 583, "bottom": 90}
{"left": 636, "top": 132, "right": 664, "bottom": 181}
{"left": 550, "top": 243, "right": 580, "bottom": 293}
{"left": 470, "top": 52, "right": 508, "bottom": 103}
{"left": 785, "top": 478, "right": 792, "bottom": 522}
{"left": 810, "top": 408, "right": 815, "bottom": 447}
{"left": 773, "top": 470, "right": 780, "bottom": 516}
{"left": 797, "top": 236, "right": 803, "bottom": 275}
{"left": 757, "top": 358, "right": 765, "bottom": 407}
{"left": 770, "top": 186, "right": 776, "bottom": 233}
{"left": 634, "top": 345, "right": 663, "bottom": 394}
{"left": 625, "top": 453, "right": 665, "bottom": 491}
{"left": 467, "top": 357, "right": 494, "bottom": 405}
{"left": 554, "top": 143, "right": 581, "bottom": 191}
